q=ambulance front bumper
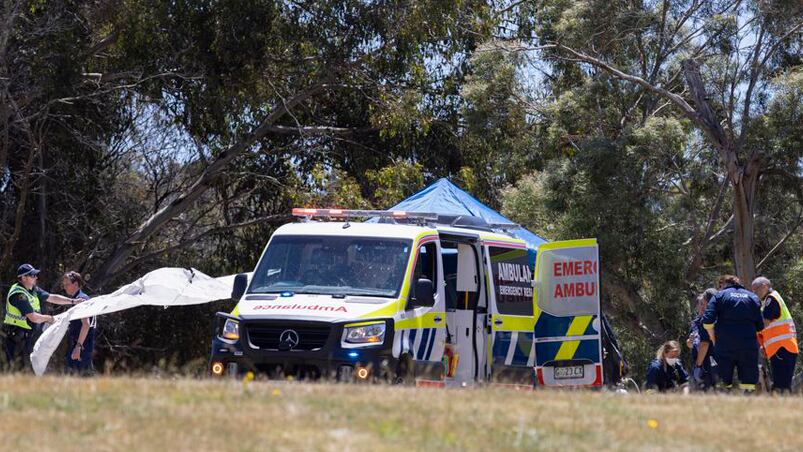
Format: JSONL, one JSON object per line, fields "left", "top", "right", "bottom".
{"left": 209, "top": 314, "right": 397, "bottom": 380}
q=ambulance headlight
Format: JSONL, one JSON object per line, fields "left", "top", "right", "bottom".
{"left": 221, "top": 319, "right": 240, "bottom": 341}
{"left": 343, "top": 322, "right": 386, "bottom": 345}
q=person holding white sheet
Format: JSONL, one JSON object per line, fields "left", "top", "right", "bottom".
{"left": 3, "top": 264, "right": 79, "bottom": 371}
{"left": 62, "top": 271, "right": 95, "bottom": 375}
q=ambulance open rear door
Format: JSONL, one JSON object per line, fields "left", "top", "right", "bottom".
{"left": 532, "top": 239, "right": 603, "bottom": 387}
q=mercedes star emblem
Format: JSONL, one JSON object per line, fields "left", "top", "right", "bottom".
{"left": 279, "top": 329, "right": 300, "bottom": 349}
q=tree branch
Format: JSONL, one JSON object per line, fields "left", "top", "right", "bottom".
{"left": 265, "top": 124, "right": 377, "bottom": 136}
{"left": 112, "top": 214, "right": 293, "bottom": 277}
{"left": 91, "top": 78, "right": 332, "bottom": 289}
{"left": 82, "top": 29, "right": 121, "bottom": 59}
{"left": 546, "top": 43, "right": 699, "bottom": 124}
{"left": 756, "top": 210, "right": 803, "bottom": 270}
{"left": 708, "top": 215, "right": 734, "bottom": 243}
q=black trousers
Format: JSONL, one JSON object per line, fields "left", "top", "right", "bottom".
{"left": 3, "top": 325, "right": 33, "bottom": 371}
{"left": 770, "top": 347, "right": 797, "bottom": 392}
{"left": 716, "top": 347, "right": 759, "bottom": 388}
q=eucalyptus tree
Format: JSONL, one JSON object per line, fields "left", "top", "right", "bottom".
{"left": 507, "top": 0, "right": 803, "bottom": 285}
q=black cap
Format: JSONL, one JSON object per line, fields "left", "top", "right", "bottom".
{"left": 17, "top": 264, "right": 41, "bottom": 277}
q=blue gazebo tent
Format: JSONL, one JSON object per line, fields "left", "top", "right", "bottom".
{"left": 382, "top": 178, "right": 547, "bottom": 251}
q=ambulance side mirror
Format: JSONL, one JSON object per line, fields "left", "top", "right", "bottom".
{"left": 231, "top": 273, "right": 248, "bottom": 301}
{"left": 410, "top": 278, "right": 435, "bottom": 308}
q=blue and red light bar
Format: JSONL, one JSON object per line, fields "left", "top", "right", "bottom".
{"left": 291, "top": 208, "right": 438, "bottom": 221}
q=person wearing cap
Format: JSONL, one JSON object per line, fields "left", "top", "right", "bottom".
{"left": 62, "top": 271, "right": 96, "bottom": 375}
{"left": 702, "top": 274, "right": 764, "bottom": 393}
{"left": 752, "top": 276, "right": 798, "bottom": 393}
{"left": 3, "top": 264, "right": 80, "bottom": 371}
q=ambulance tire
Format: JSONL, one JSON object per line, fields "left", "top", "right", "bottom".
{"left": 393, "top": 354, "right": 415, "bottom": 386}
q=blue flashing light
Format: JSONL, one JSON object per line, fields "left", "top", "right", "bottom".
{"left": 348, "top": 352, "right": 359, "bottom": 358}
{"left": 280, "top": 291, "right": 294, "bottom": 297}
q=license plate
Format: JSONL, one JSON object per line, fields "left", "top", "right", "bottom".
{"left": 553, "top": 365, "right": 584, "bottom": 380}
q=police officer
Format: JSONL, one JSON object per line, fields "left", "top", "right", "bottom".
{"left": 3, "top": 264, "right": 80, "bottom": 371}
{"left": 752, "top": 276, "right": 798, "bottom": 393}
{"left": 702, "top": 274, "right": 764, "bottom": 392}
{"left": 688, "top": 288, "right": 717, "bottom": 390}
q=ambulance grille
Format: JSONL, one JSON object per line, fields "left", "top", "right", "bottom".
{"left": 246, "top": 322, "right": 331, "bottom": 351}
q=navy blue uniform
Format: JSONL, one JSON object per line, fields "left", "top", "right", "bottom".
{"left": 689, "top": 315, "right": 716, "bottom": 388}
{"left": 702, "top": 284, "right": 763, "bottom": 390}
{"left": 645, "top": 358, "right": 689, "bottom": 392}
{"left": 65, "top": 289, "right": 95, "bottom": 374}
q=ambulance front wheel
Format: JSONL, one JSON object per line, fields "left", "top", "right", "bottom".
{"left": 393, "top": 354, "right": 415, "bottom": 386}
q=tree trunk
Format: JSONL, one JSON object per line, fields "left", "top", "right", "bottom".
{"left": 732, "top": 181, "right": 756, "bottom": 285}
{"left": 731, "top": 151, "right": 761, "bottom": 285}
{"left": 0, "top": 145, "right": 38, "bottom": 272}
{"left": 38, "top": 145, "right": 46, "bottom": 259}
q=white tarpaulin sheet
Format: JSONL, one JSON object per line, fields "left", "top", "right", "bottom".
{"left": 31, "top": 267, "right": 236, "bottom": 375}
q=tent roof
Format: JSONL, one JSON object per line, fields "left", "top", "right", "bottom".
{"left": 383, "top": 178, "right": 547, "bottom": 250}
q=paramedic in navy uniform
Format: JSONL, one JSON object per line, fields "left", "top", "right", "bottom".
{"left": 645, "top": 340, "right": 689, "bottom": 393}
{"left": 703, "top": 274, "right": 764, "bottom": 392}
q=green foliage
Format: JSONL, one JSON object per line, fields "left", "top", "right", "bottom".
{"left": 458, "top": 41, "right": 538, "bottom": 206}
{"left": 501, "top": 171, "right": 559, "bottom": 239}
{"left": 365, "top": 162, "right": 426, "bottom": 208}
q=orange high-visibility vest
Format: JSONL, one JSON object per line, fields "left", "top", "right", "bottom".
{"left": 758, "top": 290, "right": 799, "bottom": 358}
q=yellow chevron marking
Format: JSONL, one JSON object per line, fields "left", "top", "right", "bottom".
{"left": 554, "top": 316, "right": 593, "bottom": 360}
{"left": 566, "top": 315, "right": 593, "bottom": 336}
{"left": 555, "top": 340, "right": 581, "bottom": 360}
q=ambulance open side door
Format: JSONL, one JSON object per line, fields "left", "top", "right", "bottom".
{"left": 532, "top": 239, "right": 603, "bottom": 387}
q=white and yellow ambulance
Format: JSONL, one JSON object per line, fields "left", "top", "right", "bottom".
{"left": 210, "top": 209, "right": 603, "bottom": 387}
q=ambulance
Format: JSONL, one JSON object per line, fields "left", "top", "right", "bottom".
{"left": 209, "top": 208, "right": 604, "bottom": 387}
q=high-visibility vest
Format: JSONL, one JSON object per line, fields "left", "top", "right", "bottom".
{"left": 4, "top": 283, "right": 41, "bottom": 330}
{"left": 759, "top": 290, "right": 799, "bottom": 357}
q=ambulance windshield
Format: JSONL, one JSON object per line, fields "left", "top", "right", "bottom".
{"left": 248, "top": 235, "right": 412, "bottom": 298}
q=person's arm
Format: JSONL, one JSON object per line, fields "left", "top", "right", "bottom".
{"left": 702, "top": 296, "right": 718, "bottom": 344}
{"left": 9, "top": 293, "right": 52, "bottom": 324}
{"left": 26, "top": 312, "right": 55, "bottom": 324}
{"left": 762, "top": 296, "right": 780, "bottom": 327}
{"left": 695, "top": 341, "right": 710, "bottom": 367}
{"left": 43, "top": 292, "right": 79, "bottom": 305}
{"left": 645, "top": 362, "right": 659, "bottom": 393}
{"left": 71, "top": 318, "right": 90, "bottom": 361}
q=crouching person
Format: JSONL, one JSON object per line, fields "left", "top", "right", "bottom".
{"left": 62, "top": 271, "right": 95, "bottom": 375}
{"left": 645, "top": 341, "right": 689, "bottom": 393}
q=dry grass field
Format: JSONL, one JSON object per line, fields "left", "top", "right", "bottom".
{"left": 0, "top": 375, "right": 801, "bottom": 451}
